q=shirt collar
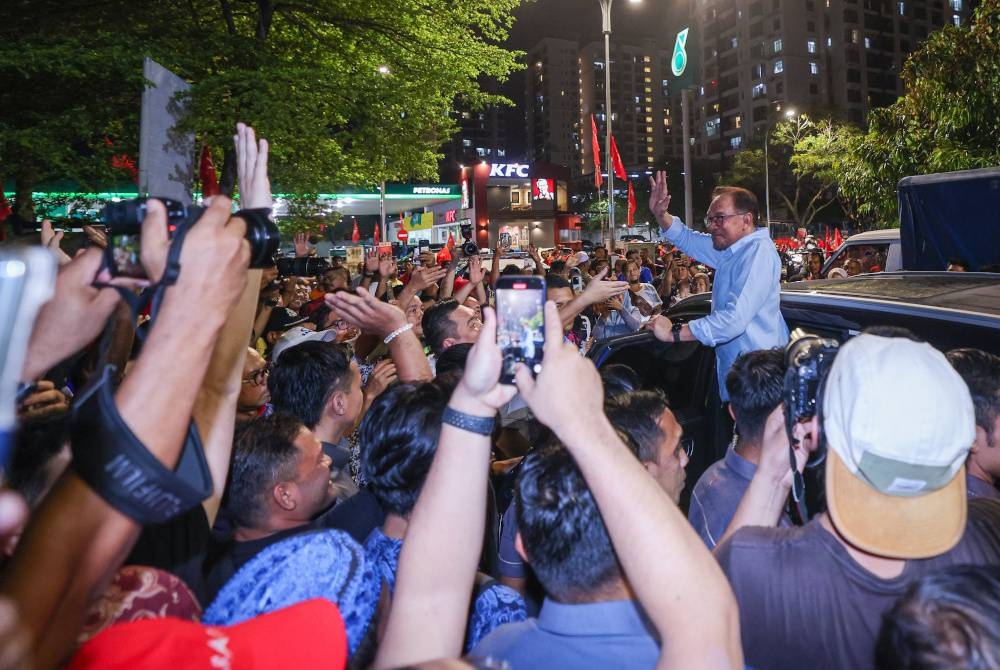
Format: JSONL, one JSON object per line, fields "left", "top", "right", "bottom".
{"left": 724, "top": 443, "right": 758, "bottom": 481}
{"left": 725, "top": 226, "right": 769, "bottom": 256}
{"left": 537, "top": 598, "right": 655, "bottom": 638}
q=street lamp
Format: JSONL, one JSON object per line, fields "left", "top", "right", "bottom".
{"left": 764, "top": 108, "right": 796, "bottom": 234}
{"left": 598, "top": 0, "right": 641, "bottom": 248}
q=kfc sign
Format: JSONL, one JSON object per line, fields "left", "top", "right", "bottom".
{"left": 532, "top": 178, "right": 555, "bottom": 201}
{"left": 489, "top": 163, "right": 530, "bottom": 178}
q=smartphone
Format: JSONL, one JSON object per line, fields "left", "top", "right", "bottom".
{"left": 495, "top": 276, "right": 546, "bottom": 384}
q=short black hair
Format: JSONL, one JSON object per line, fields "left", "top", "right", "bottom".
{"left": 875, "top": 565, "right": 1000, "bottom": 670}
{"left": 727, "top": 348, "right": 786, "bottom": 445}
{"left": 548, "top": 260, "right": 567, "bottom": 274}
{"left": 713, "top": 186, "right": 759, "bottom": 224}
{"left": 421, "top": 300, "right": 460, "bottom": 356}
{"left": 515, "top": 443, "right": 623, "bottom": 602}
{"left": 948, "top": 257, "right": 970, "bottom": 270}
{"left": 360, "top": 382, "right": 449, "bottom": 517}
{"left": 947, "top": 348, "right": 1000, "bottom": 443}
{"left": 862, "top": 325, "right": 924, "bottom": 342}
{"left": 225, "top": 413, "right": 304, "bottom": 529}
{"left": 268, "top": 341, "right": 354, "bottom": 429}
{"left": 545, "top": 275, "right": 572, "bottom": 291}
{"left": 605, "top": 389, "right": 670, "bottom": 463}
{"left": 435, "top": 342, "right": 472, "bottom": 378}
{"left": 9, "top": 414, "right": 71, "bottom": 507}
{"left": 600, "top": 363, "right": 643, "bottom": 399}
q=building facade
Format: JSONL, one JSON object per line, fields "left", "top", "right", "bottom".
{"left": 693, "top": 0, "right": 971, "bottom": 160}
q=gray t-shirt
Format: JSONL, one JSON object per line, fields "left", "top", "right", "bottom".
{"left": 716, "top": 498, "right": 1000, "bottom": 670}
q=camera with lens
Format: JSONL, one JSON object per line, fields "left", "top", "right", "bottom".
{"left": 274, "top": 256, "right": 332, "bottom": 277}
{"left": 101, "top": 197, "right": 280, "bottom": 279}
{"left": 460, "top": 222, "right": 478, "bottom": 257}
{"left": 783, "top": 328, "right": 840, "bottom": 467}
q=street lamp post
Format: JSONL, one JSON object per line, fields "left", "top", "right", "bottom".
{"left": 598, "top": 0, "right": 640, "bottom": 249}
{"left": 764, "top": 108, "right": 796, "bottom": 235}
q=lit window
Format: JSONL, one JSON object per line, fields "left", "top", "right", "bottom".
{"left": 827, "top": 37, "right": 833, "bottom": 47}
{"left": 731, "top": 37, "right": 739, "bottom": 49}
{"left": 898, "top": 1, "right": 905, "bottom": 14}
{"left": 810, "top": 62, "right": 819, "bottom": 75}
{"left": 951, "top": 0, "right": 962, "bottom": 10}
{"left": 730, "top": 136, "right": 743, "bottom": 149}
{"left": 774, "top": 59, "right": 784, "bottom": 74}
{"left": 752, "top": 82, "right": 767, "bottom": 98}
{"left": 864, "top": 36, "right": 871, "bottom": 48}
{"left": 807, "top": 40, "right": 817, "bottom": 53}
{"left": 953, "top": 13, "right": 961, "bottom": 25}
{"left": 734, "top": 115, "right": 743, "bottom": 128}
{"left": 773, "top": 38, "right": 783, "bottom": 53}
{"left": 851, "top": 30, "right": 860, "bottom": 44}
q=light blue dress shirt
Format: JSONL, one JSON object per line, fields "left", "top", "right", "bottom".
{"left": 660, "top": 216, "right": 789, "bottom": 400}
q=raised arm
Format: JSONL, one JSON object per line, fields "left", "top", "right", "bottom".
{"left": 326, "top": 287, "right": 432, "bottom": 382}
{"left": 453, "top": 255, "right": 484, "bottom": 305}
{"left": 489, "top": 241, "right": 502, "bottom": 287}
{"left": 557, "top": 266, "right": 628, "bottom": 329}
{"left": 1, "top": 197, "right": 250, "bottom": 669}
{"left": 516, "top": 303, "right": 743, "bottom": 669}
{"left": 375, "top": 308, "right": 515, "bottom": 668}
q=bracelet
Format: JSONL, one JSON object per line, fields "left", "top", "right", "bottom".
{"left": 443, "top": 406, "right": 495, "bottom": 436}
{"left": 383, "top": 322, "right": 414, "bottom": 344}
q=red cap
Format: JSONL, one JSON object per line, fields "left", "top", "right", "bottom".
{"left": 68, "top": 599, "right": 347, "bottom": 670}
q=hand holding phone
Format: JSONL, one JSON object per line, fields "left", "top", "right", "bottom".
{"left": 495, "top": 276, "right": 546, "bottom": 384}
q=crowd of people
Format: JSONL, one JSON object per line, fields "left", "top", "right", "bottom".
{"left": 3, "top": 127, "right": 1000, "bottom": 670}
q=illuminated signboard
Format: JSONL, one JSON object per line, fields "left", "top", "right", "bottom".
{"left": 412, "top": 186, "right": 452, "bottom": 195}
{"left": 532, "top": 178, "right": 555, "bottom": 201}
{"left": 489, "top": 163, "right": 530, "bottom": 178}
{"left": 461, "top": 178, "right": 470, "bottom": 208}
{"left": 672, "top": 28, "right": 689, "bottom": 77}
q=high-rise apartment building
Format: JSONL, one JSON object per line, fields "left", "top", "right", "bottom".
{"left": 525, "top": 37, "right": 685, "bottom": 182}
{"left": 694, "top": 0, "right": 971, "bottom": 160}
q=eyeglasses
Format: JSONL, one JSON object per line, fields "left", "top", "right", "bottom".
{"left": 704, "top": 212, "right": 748, "bottom": 227}
{"left": 243, "top": 366, "right": 270, "bottom": 386}
{"left": 330, "top": 319, "right": 351, "bottom": 331}
{"left": 679, "top": 437, "right": 694, "bottom": 458}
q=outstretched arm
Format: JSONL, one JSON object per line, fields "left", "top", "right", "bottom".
{"left": 375, "top": 308, "right": 516, "bottom": 668}
{"left": 1, "top": 197, "right": 250, "bottom": 669}
{"left": 516, "top": 303, "right": 743, "bottom": 669}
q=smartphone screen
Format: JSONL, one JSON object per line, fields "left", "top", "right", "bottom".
{"left": 495, "top": 276, "right": 546, "bottom": 384}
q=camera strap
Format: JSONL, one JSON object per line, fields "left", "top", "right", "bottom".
{"left": 69, "top": 364, "right": 213, "bottom": 524}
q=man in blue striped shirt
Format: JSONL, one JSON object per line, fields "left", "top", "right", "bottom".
{"left": 645, "top": 171, "right": 789, "bottom": 400}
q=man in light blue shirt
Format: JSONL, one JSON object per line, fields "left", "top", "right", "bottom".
{"left": 645, "top": 172, "right": 789, "bottom": 399}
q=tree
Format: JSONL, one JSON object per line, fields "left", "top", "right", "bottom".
{"left": 722, "top": 115, "right": 845, "bottom": 229}
{"left": 841, "top": 0, "right": 1000, "bottom": 226}
{"left": 0, "top": 0, "right": 523, "bottom": 227}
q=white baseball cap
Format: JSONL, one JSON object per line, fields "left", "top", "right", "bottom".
{"left": 272, "top": 327, "right": 338, "bottom": 361}
{"left": 823, "top": 334, "right": 975, "bottom": 559}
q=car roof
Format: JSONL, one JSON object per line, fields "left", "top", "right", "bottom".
{"left": 840, "top": 228, "right": 900, "bottom": 242}
{"left": 781, "top": 272, "right": 1000, "bottom": 317}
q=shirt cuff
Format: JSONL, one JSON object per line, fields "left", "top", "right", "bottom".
{"left": 657, "top": 216, "right": 684, "bottom": 242}
{"left": 688, "top": 317, "right": 713, "bottom": 346}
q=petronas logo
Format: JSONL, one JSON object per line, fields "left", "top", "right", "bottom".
{"left": 672, "top": 28, "right": 689, "bottom": 77}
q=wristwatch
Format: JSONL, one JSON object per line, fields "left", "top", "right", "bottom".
{"left": 671, "top": 321, "right": 683, "bottom": 344}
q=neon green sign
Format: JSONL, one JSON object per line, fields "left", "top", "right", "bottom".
{"left": 672, "top": 28, "right": 689, "bottom": 77}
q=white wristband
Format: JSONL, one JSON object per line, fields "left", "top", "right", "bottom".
{"left": 383, "top": 322, "right": 414, "bottom": 345}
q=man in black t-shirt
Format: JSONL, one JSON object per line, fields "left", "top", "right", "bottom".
{"left": 716, "top": 333, "right": 1000, "bottom": 670}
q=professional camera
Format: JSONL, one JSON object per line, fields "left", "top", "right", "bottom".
{"left": 460, "top": 222, "right": 478, "bottom": 257}
{"left": 783, "top": 328, "right": 840, "bottom": 467}
{"left": 101, "top": 197, "right": 280, "bottom": 278}
{"left": 275, "top": 256, "right": 332, "bottom": 277}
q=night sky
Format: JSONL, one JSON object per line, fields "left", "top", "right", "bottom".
{"left": 497, "top": 0, "right": 693, "bottom": 159}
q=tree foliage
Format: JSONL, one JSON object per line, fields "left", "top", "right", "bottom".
{"left": 0, "top": 0, "right": 523, "bottom": 224}
{"left": 840, "top": 0, "right": 1000, "bottom": 225}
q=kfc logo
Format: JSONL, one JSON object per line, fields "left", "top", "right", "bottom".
{"left": 489, "top": 163, "right": 530, "bottom": 178}
{"left": 533, "top": 178, "right": 555, "bottom": 200}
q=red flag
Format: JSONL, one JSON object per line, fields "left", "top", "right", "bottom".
{"left": 590, "top": 114, "right": 603, "bottom": 188}
{"left": 0, "top": 193, "right": 11, "bottom": 222}
{"left": 199, "top": 144, "right": 220, "bottom": 197}
{"left": 610, "top": 135, "right": 627, "bottom": 182}
{"left": 832, "top": 228, "right": 844, "bottom": 249}
{"left": 446, "top": 231, "right": 455, "bottom": 250}
{"left": 627, "top": 181, "right": 636, "bottom": 226}
{"left": 373, "top": 223, "right": 380, "bottom": 244}
{"left": 351, "top": 219, "right": 360, "bottom": 243}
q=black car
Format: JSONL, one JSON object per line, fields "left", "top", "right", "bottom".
{"left": 589, "top": 272, "right": 1000, "bottom": 510}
